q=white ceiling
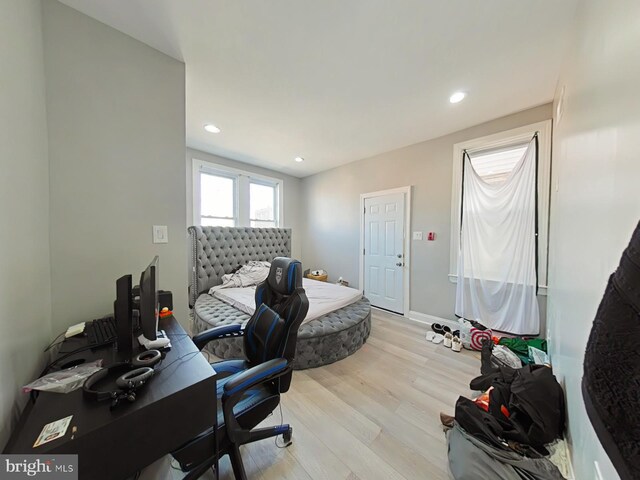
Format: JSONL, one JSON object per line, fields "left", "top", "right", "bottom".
{"left": 59, "top": 0, "right": 578, "bottom": 178}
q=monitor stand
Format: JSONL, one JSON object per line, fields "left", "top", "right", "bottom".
{"left": 138, "top": 330, "right": 171, "bottom": 350}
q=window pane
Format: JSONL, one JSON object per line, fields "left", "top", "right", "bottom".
{"left": 201, "top": 217, "right": 235, "bottom": 227}
{"left": 250, "top": 220, "right": 276, "bottom": 228}
{"left": 250, "top": 183, "right": 275, "bottom": 222}
{"left": 201, "top": 173, "right": 234, "bottom": 218}
{"left": 470, "top": 144, "right": 528, "bottom": 184}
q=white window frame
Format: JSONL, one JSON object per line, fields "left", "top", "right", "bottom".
{"left": 449, "top": 120, "right": 552, "bottom": 294}
{"left": 248, "top": 178, "right": 279, "bottom": 227}
{"left": 197, "top": 169, "right": 238, "bottom": 226}
{"left": 192, "top": 159, "right": 284, "bottom": 228}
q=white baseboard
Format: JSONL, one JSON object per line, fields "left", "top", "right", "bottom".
{"left": 565, "top": 442, "right": 577, "bottom": 480}
{"left": 406, "top": 310, "right": 462, "bottom": 331}
{"left": 374, "top": 308, "right": 468, "bottom": 335}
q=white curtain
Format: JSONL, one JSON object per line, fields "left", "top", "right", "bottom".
{"left": 455, "top": 138, "right": 539, "bottom": 335}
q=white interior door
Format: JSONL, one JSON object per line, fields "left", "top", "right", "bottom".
{"left": 364, "top": 193, "right": 405, "bottom": 314}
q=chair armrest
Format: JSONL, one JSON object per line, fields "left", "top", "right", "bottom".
{"left": 220, "top": 358, "right": 290, "bottom": 444}
{"left": 192, "top": 324, "right": 243, "bottom": 351}
{"left": 223, "top": 358, "right": 288, "bottom": 399}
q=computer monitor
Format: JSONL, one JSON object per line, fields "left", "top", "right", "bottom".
{"left": 114, "top": 274, "right": 135, "bottom": 353}
{"left": 139, "top": 256, "right": 159, "bottom": 341}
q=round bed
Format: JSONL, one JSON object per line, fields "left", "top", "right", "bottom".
{"left": 188, "top": 226, "right": 371, "bottom": 369}
{"left": 192, "top": 294, "right": 371, "bottom": 369}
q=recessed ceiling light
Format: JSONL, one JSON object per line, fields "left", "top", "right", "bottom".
{"left": 449, "top": 92, "right": 466, "bottom": 104}
{"left": 204, "top": 124, "right": 221, "bottom": 133}
{"left": 294, "top": 156, "right": 304, "bottom": 163}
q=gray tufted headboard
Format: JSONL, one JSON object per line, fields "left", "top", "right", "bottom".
{"left": 188, "top": 226, "right": 291, "bottom": 307}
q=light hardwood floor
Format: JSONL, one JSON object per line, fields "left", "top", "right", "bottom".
{"left": 173, "top": 309, "right": 480, "bottom": 480}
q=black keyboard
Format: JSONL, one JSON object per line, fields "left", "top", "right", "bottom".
{"left": 86, "top": 317, "right": 117, "bottom": 346}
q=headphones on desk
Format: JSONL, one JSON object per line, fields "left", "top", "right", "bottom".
{"left": 83, "top": 350, "right": 162, "bottom": 409}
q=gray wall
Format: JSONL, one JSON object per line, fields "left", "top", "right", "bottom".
{"left": 547, "top": 0, "right": 640, "bottom": 478}
{"left": 43, "top": 1, "right": 188, "bottom": 331}
{"left": 300, "top": 104, "right": 552, "bottom": 321}
{"left": 0, "top": 0, "right": 53, "bottom": 447}
{"left": 186, "top": 148, "right": 303, "bottom": 261}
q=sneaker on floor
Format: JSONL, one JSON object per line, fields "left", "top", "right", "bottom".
{"left": 444, "top": 332, "right": 453, "bottom": 348}
{"left": 452, "top": 336, "right": 462, "bottom": 352}
{"left": 431, "top": 323, "right": 446, "bottom": 335}
{"left": 439, "top": 412, "right": 455, "bottom": 428}
{"left": 432, "top": 333, "right": 445, "bottom": 344}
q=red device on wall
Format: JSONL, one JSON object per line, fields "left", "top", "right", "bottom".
{"left": 428, "top": 232, "right": 436, "bottom": 241}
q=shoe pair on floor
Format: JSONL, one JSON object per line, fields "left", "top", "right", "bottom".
{"left": 426, "top": 323, "right": 462, "bottom": 352}
{"left": 444, "top": 332, "right": 462, "bottom": 352}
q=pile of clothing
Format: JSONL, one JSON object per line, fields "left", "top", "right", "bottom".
{"left": 496, "top": 337, "right": 549, "bottom": 366}
{"left": 443, "top": 341, "right": 569, "bottom": 480}
{"left": 457, "top": 318, "right": 550, "bottom": 366}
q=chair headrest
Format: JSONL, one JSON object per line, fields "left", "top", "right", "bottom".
{"left": 267, "top": 257, "right": 302, "bottom": 296}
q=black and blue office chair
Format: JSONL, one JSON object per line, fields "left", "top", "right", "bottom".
{"left": 172, "top": 257, "right": 309, "bottom": 480}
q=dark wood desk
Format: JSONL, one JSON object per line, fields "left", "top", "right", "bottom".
{"left": 3, "top": 316, "right": 217, "bottom": 480}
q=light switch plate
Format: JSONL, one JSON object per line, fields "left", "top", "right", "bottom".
{"left": 153, "top": 225, "right": 168, "bottom": 244}
{"left": 412, "top": 231, "right": 423, "bottom": 240}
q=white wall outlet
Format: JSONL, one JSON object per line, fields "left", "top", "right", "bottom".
{"left": 152, "top": 225, "right": 168, "bottom": 244}
{"left": 412, "top": 231, "right": 423, "bottom": 240}
{"left": 594, "top": 461, "right": 604, "bottom": 480}
{"left": 556, "top": 85, "right": 566, "bottom": 125}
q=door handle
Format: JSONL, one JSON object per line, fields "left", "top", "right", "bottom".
{"left": 397, "top": 254, "right": 403, "bottom": 258}
{"left": 396, "top": 262, "right": 403, "bottom": 267}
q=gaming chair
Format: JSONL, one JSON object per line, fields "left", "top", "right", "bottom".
{"left": 172, "top": 257, "right": 309, "bottom": 480}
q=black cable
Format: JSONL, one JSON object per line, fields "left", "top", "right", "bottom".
{"left": 274, "top": 312, "right": 294, "bottom": 449}
{"left": 41, "top": 340, "right": 113, "bottom": 376}
{"left": 274, "top": 401, "right": 288, "bottom": 449}
{"left": 43, "top": 331, "right": 66, "bottom": 352}
{"left": 44, "top": 339, "right": 66, "bottom": 353}
{"left": 155, "top": 351, "right": 201, "bottom": 373}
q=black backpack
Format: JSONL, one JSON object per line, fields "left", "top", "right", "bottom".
{"left": 509, "top": 366, "right": 565, "bottom": 447}
{"left": 458, "top": 363, "right": 565, "bottom": 452}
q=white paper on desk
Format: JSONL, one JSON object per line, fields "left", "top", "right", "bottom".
{"left": 33, "top": 415, "right": 73, "bottom": 448}
{"left": 65, "top": 322, "right": 86, "bottom": 338}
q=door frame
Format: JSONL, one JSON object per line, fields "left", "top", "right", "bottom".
{"left": 359, "top": 186, "right": 412, "bottom": 317}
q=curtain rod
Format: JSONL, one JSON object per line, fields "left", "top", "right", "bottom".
{"left": 465, "top": 132, "right": 538, "bottom": 157}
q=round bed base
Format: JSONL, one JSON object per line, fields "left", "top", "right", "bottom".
{"left": 192, "top": 295, "right": 371, "bottom": 369}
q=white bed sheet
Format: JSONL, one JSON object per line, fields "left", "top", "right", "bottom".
{"left": 212, "top": 278, "right": 362, "bottom": 324}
